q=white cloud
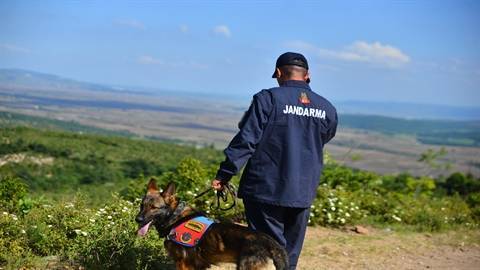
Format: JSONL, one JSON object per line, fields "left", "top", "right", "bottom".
{"left": 213, "top": 25, "right": 231, "bottom": 38}
{"left": 0, "top": 43, "right": 31, "bottom": 54}
{"left": 114, "top": 19, "right": 145, "bottom": 30}
{"left": 285, "top": 40, "right": 410, "bottom": 68}
{"left": 179, "top": 24, "right": 189, "bottom": 33}
{"left": 137, "top": 55, "right": 162, "bottom": 65}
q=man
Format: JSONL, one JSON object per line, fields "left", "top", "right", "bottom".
{"left": 212, "top": 52, "right": 337, "bottom": 269}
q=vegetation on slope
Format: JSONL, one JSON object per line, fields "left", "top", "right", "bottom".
{"left": 1, "top": 122, "right": 479, "bottom": 269}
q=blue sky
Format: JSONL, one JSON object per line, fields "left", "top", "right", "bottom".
{"left": 1, "top": 0, "right": 479, "bottom": 106}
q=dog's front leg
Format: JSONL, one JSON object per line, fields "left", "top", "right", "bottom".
{"left": 175, "top": 260, "right": 194, "bottom": 270}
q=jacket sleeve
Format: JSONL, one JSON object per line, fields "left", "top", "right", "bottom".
{"left": 322, "top": 109, "right": 338, "bottom": 144}
{"left": 215, "top": 90, "right": 273, "bottom": 182}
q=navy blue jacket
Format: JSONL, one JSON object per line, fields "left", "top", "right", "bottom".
{"left": 216, "top": 80, "right": 337, "bottom": 208}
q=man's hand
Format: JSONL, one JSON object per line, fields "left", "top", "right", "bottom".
{"left": 211, "top": 179, "right": 225, "bottom": 191}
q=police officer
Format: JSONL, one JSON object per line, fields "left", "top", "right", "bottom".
{"left": 212, "top": 52, "right": 337, "bottom": 270}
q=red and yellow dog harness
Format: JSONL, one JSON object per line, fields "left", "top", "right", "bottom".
{"left": 167, "top": 216, "right": 215, "bottom": 247}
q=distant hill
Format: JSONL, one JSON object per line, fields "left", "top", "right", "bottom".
{"left": 335, "top": 100, "right": 480, "bottom": 121}
{"left": 0, "top": 68, "right": 119, "bottom": 92}
{"left": 340, "top": 114, "right": 480, "bottom": 146}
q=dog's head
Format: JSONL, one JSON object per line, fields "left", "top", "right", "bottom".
{"left": 135, "top": 178, "right": 177, "bottom": 237}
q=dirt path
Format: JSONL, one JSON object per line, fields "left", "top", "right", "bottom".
{"left": 297, "top": 226, "right": 480, "bottom": 270}
{"left": 210, "top": 226, "right": 480, "bottom": 270}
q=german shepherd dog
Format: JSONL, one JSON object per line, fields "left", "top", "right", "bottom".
{"left": 135, "top": 179, "right": 288, "bottom": 270}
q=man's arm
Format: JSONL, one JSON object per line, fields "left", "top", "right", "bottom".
{"left": 322, "top": 110, "right": 338, "bottom": 144}
{"left": 213, "top": 90, "right": 273, "bottom": 187}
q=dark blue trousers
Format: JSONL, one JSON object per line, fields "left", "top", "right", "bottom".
{"left": 243, "top": 200, "right": 310, "bottom": 270}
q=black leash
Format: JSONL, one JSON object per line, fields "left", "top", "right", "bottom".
{"left": 189, "top": 183, "right": 237, "bottom": 211}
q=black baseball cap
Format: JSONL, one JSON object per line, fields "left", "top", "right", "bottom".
{"left": 272, "top": 52, "right": 310, "bottom": 83}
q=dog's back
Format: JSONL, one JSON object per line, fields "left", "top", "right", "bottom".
{"left": 196, "top": 223, "right": 288, "bottom": 270}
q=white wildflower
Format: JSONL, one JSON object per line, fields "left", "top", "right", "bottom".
{"left": 330, "top": 206, "right": 336, "bottom": 211}
{"left": 107, "top": 215, "right": 112, "bottom": 220}
{"left": 2, "top": 212, "right": 8, "bottom": 215}
{"left": 340, "top": 218, "right": 346, "bottom": 223}
{"left": 89, "top": 218, "right": 96, "bottom": 223}
{"left": 81, "top": 231, "right": 88, "bottom": 236}
{"left": 65, "top": 203, "right": 74, "bottom": 208}
{"left": 21, "top": 229, "right": 26, "bottom": 234}
{"left": 345, "top": 212, "right": 351, "bottom": 217}
{"left": 74, "top": 229, "right": 81, "bottom": 234}
{"left": 47, "top": 215, "right": 53, "bottom": 219}
{"left": 47, "top": 225, "right": 53, "bottom": 228}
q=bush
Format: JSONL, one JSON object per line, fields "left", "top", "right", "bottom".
{"left": 309, "top": 184, "right": 365, "bottom": 226}
{"left": 0, "top": 175, "right": 28, "bottom": 214}
{"left": 0, "top": 194, "right": 173, "bottom": 269}
{"left": 443, "top": 172, "right": 480, "bottom": 196}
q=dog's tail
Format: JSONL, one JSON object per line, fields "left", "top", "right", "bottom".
{"left": 263, "top": 234, "right": 289, "bottom": 270}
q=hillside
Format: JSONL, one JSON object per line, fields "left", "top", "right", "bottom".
{"left": 0, "top": 125, "right": 222, "bottom": 203}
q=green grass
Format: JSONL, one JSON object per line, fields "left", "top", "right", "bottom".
{"left": 0, "top": 125, "right": 223, "bottom": 205}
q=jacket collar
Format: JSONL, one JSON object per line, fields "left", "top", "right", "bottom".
{"left": 279, "top": 80, "right": 311, "bottom": 90}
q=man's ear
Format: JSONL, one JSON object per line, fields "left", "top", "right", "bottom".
{"left": 304, "top": 71, "right": 310, "bottom": 83}
{"left": 161, "top": 182, "right": 176, "bottom": 198}
{"left": 147, "top": 178, "right": 159, "bottom": 195}
{"left": 276, "top": 67, "right": 282, "bottom": 78}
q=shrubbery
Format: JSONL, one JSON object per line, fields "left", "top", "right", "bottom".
{"left": 1, "top": 126, "right": 480, "bottom": 269}
{"left": 0, "top": 181, "right": 171, "bottom": 269}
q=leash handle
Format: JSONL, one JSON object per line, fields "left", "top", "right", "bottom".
{"left": 187, "top": 182, "right": 238, "bottom": 212}
{"left": 211, "top": 183, "right": 237, "bottom": 211}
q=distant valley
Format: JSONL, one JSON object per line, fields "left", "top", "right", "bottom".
{"left": 1, "top": 68, "right": 479, "bottom": 176}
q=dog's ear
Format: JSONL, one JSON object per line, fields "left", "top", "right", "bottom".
{"left": 161, "top": 182, "right": 176, "bottom": 198}
{"left": 147, "top": 178, "right": 159, "bottom": 195}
